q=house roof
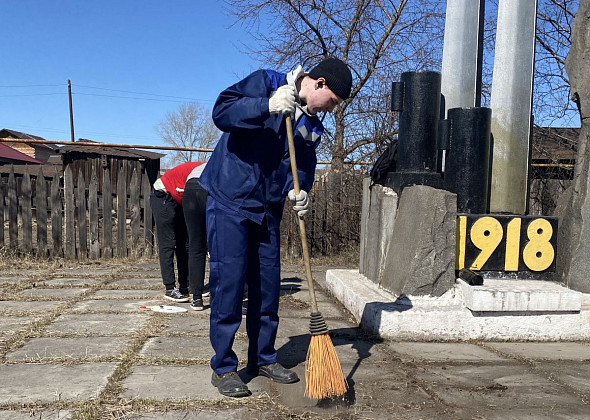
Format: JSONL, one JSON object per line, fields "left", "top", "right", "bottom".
{"left": 59, "top": 143, "right": 164, "bottom": 159}
{"left": 0, "top": 163, "right": 58, "bottom": 177}
{"left": 532, "top": 127, "right": 579, "bottom": 161}
{"left": 0, "top": 143, "right": 42, "bottom": 164}
{"left": 0, "top": 128, "right": 59, "bottom": 151}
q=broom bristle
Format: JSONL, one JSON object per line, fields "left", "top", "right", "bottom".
{"left": 305, "top": 333, "right": 348, "bottom": 399}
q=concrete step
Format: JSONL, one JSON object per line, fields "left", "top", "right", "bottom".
{"left": 326, "top": 269, "right": 590, "bottom": 341}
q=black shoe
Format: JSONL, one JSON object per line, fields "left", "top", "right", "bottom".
{"left": 246, "top": 362, "right": 299, "bottom": 384}
{"left": 241, "top": 300, "right": 248, "bottom": 319}
{"left": 190, "top": 297, "right": 204, "bottom": 311}
{"left": 164, "top": 288, "right": 190, "bottom": 302}
{"left": 211, "top": 371, "right": 251, "bottom": 398}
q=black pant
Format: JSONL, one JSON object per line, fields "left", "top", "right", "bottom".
{"left": 183, "top": 178, "right": 208, "bottom": 297}
{"left": 149, "top": 190, "right": 188, "bottom": 292}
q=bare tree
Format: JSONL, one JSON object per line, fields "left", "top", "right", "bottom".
{"left": 155, "top": 102, "right": 219, "bottom": 166}
{"left": 226, "top": 0, "right": 445, "bottom": 170}
{"left": 535, "top": 0, "right": 579, "bottom": 126}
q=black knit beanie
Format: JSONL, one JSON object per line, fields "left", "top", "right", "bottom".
{"left": 308, "top": 57, "right": 352, "bottom": 100}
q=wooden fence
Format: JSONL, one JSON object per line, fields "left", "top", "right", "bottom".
{"left": 0, "top": 163, "right": 154, "bottom": 259}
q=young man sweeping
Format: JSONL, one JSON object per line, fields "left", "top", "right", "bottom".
{"left": 199, "top": 57, "right": 353, "bottom": 398}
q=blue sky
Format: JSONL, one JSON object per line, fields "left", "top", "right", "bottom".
{"left": 0, "top": 0, "right": 260, "bottom": 146}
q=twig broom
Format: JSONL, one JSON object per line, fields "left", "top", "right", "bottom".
{"left": 285, "top": 115, "right": 348, "bottom": 399}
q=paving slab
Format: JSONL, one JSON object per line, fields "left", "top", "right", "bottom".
{"left": 40, "top": 277, "right": 102, "bottom": 287}
{"left": 140, "top": 336, "right": 233, "bottom": 360}
{"left": 276, "top": 317, "right": 360, "bottom": 339}
{"left": 0, "top": 300, "right": 63, "bottom": 313}
{"left": 160, "top": 315, "right": 212, "bottom": 335}
{"left": 542, "top": 362, "right": 590, "bottom": 394}
{"left": 279, "top": 298, "right": 347, "bottom": 319}
{"left": 93, "top": 289, "right": 163, "bottom": 299}
{"left": 0, "top": 410, "right": 72, "bottom": 419}
{"left": 416, "top": 364, "right": 582, "bottom": 409}
{"left": 0, "top": 316, "right": 33, "bottom": 334}
{"left": 276, "top": 363, "right": 444, "bottom": 419}
{"left": 70, "top": 299, "right": 162, "bottom": 313}
{"left": 454, "top": 408, "right": 590, "bottom": 420}
{"left": 5, "top": 337, "right": 129, "bottom": 361}
{"left": 52, "top": 268, "right": 114, "bottom": 277}
{"left": 274, "top": 335, "right": 383, "bottom": 367}
{"left": 18, "top": 288, "right": 89, "bottom": 299}
{"left": 280, "top": 288, "right": 330, "bottom": 302}
{"left": 389, "top": 342, "right": 510, "bottom": 362}
{"left": 0, "top": 276, "right": 29, "bottom": 285}
{"left": 122, "top": 409, "right": 256, "bottom": 420}
{"left": 120, "top": 365, "right": 270, "bottom": 400}
{"left": 110, "top": 278, "right": 163, "bottom": 288}
{"left": 45, "top": 313, "right": 149, "bottom": 335}
{"left": 119, "top": 269, "right": 163, "bottom": 278}
{"left": 486, "top": 342, "right": 590, "bottom": 361}
{"left": 0, "top": 363, "right": 117, "bottom": 404}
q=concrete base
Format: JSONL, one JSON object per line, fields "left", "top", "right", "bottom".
{"left": 326, "top": 269, "right": 590, "bottom": 341}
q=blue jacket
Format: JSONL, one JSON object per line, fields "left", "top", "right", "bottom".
{"left": 200, "top": 69, "right": 323, "bottom": 229}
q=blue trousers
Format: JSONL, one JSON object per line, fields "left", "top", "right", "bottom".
{"left": 207, "top": 196, "right": 281, "bottom": 374}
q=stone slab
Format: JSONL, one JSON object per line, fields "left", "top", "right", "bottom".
{"left": 455, "top": 408, "right": 590, "bottom": 420}
{"left": 119, "top": 269, "right": 163, "bottom": 278}
{"left": 5, "top": 337, "right": 129, "bottom": 361}
{"left": 45, "top": 313, "right": 149, "bottom": 335}
{"left": 542, "top": 363, "right": 590, "bottom": 394}
{"left": 52, "top": 268, "right": 114, "bottom": 277}
{"left": 40, "top": 277, "right": 101, "bottom": 287}
{"left": 93, "top": 289, "right": 162, "bottom": 299}
{"left": 0, "top": 411, "right": 72, "bottom": 419}
{"left": 18, "top": 288, "right": 89, "bottom": 299}
{"left": 389, "top": 342, "right": 509, "bottom": 362}
{"left": 0, "top": 277, "right": 29, "bottom": 285}
{"left": 0, "top": 316, "right": 32, "bottom": 334}
{"left": 160, "top": 315, "right": 213, "bottom": 335}
{"left": 122, "top": 409, "right": 254, "bottom": 420}
{"left": 276, "top": 317, "right": 360, "bottom": 339}
{"left": 70, "top": 299, "right": 162, "bottom": 313}
{"left": 274, "top": 335, "right": 382, "bottom": 367}
{"left": 416, "top": 364, "right": 582, "bottom": 409}
{"left": 279, "top": 298, "right": 346, "bottom": 319}
{"left": 326, "top": 269, "right": 590, "bottom": 340}
{"left": 110, "top": 278, "right": 163, "bottom": 288}
{"left": 120, "top": 365, "right": 270, "bottom": 400}
{"left": 458, "top": 279, "right": 582, "bottom": 312}
{"left": 0, "top": 300, "right": 63, "bottom": 313}
{"left": 140, "top": 336, "right": 216, "bottom": 359}
{"left": 0, "top": 363, "right": 117, "bottom": 404}
{"left": 486, "top": 342, "right": 590, "bottom": 361}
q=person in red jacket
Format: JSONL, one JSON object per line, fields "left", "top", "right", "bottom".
{"left": 150, "top": 161, "right": 205, "bottom": 302}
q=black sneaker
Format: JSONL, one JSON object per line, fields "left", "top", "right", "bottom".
{"left": 241, "top": 299, "right": 248, "bottom": 318}
{"left": 191, "top": 297, "right": 204, "bottom": 311}
{"left": 164, "top": 288, "right": 190, "bottom": 302}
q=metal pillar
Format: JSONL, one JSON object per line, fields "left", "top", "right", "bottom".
{"left": 440, "top": 0, "right": 485, "bottom": 114}
{"left": 489, "top": 0, "right": 538, "bottom": 214}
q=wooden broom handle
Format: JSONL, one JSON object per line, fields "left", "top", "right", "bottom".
{"left": 285, "top": 115, "right": 320, "bottom": 313}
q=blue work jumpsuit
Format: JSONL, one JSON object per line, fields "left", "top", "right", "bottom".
{"left": 199, "top": 69, "right": 323, "bottom": 374}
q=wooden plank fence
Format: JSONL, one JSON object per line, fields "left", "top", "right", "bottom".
{"left": 0, "top": 163, "right": 155, "bottom": 259}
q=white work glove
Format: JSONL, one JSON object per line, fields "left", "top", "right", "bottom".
{"left": 288, "top": 189, "right": 309, "bottom": 217}
{"left": 269, "top": 85, "right": 296, "bottom": 115}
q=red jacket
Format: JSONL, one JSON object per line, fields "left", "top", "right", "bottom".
{"left": 160, "top": 162, "right": 205, "bottom": 205}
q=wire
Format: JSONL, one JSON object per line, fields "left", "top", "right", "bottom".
{"left": 0, "top": 93, "right": 66, "bottom": 97}
{"left": 0, "top": 84, "right": 64, "bottom": 88}
{"left": 72, "top": 92, "right": 215, "bottom": 104}
{"left": 75, "top": 84, "right": 203, "bottom": 101}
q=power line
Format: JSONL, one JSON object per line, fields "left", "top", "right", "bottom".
{"left": 0, "top": 93, "right": 66, "bottom": 97}
{"left": 72, "top": 92, "right": 213, "bottom": 103}
{"left": 75, "top": 84, "right": 203, "bottom": 101}
{"left": 0, "top": 84, "right": 64, "bottom": 88}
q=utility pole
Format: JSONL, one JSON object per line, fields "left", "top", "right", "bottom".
{"left": 68, "top": 79, "right": 75, "bottom": 142}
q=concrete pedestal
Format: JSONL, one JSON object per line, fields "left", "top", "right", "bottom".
{"left": 326, "top": 269, "right": 590, "bottom": 341}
